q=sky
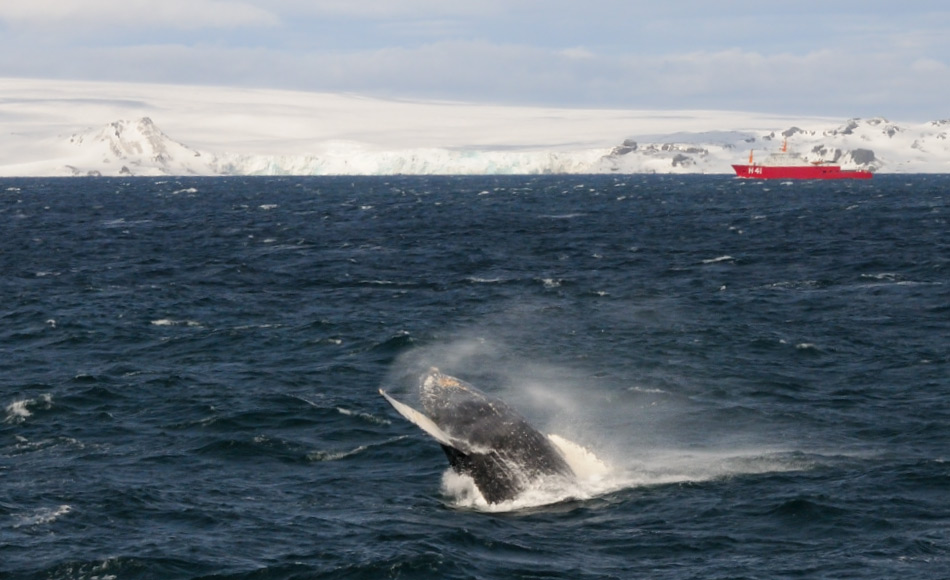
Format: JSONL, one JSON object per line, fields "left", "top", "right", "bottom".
{"left": 1, "top": 1, "right": 949, "bottom": 121}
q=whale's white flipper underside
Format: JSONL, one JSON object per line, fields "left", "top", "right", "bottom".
{"left": 379, "top": 389, "right": 469, "bottom": 451}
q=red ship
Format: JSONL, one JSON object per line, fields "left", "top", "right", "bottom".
{"left": 732, "top": 139, "right": 872, "bottom": 179}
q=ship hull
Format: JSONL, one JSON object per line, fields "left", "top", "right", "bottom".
{"left": 732, "top": 164, "right": 872, "bottom": 180}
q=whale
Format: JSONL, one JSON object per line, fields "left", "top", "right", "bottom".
{"left": 380, "top": 367, "right": 575, "bottom": 504}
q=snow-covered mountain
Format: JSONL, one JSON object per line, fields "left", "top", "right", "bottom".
{"left": 0, "top": 117, "right": 950, "bottom": 176}
{"left": 10, "top": 115, "right": 945, "bottom": 177}
{"left": 62, "top": 118, "right": 209, "bottom": 177}
{"left": 595, "top": 117, "right": 950, "bottom": 175}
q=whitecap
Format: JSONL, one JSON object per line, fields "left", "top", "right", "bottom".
{"left": 540, "top": 213, "right": 584, "bottom": 219}
{"left": 336, "top": 406, "right": 390, "bottom": 425}
{"left": 4, "top": 394, "right": 52, "bottom": 424}
{"left": 702, "top": 255, "right": 734, "bottom": 264}
{"left": 861, "top": 272, "right": 899, "bottom": 281}
{"left": 150, "top": 319, "right": 202, "bottom": 327}
{"left": 307, "top": 436, "right": 405, "bottom": 462}
{"left": 5, "top": 400, "right": 33, "bottom": 422}
{"left": 13, "top": 435, "right": 86, "bottom": 454}
{"left": 768, "top": 279, "right": 821, "bottom": 291}
{"left": 13, "top": 505, "right": 72, "bottom": 528}
{"left": 627, "top": 386, "right": 667, "bottom": 394}
{"left": 307, "top": 445, "right": 368, "bottom": 462}
{"left": 290, "top": 394, "right": 326, "bottom": 408}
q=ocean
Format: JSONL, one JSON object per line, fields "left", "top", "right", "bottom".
{"left": 1, "top": 175, "right": 947, "bottom": 579}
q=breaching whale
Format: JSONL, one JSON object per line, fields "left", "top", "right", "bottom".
{"left": 380, "top": 367, "right": 575, "bottom": 504}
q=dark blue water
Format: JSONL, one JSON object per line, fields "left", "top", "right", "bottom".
{"left": 2, "top": 175, "right": 948, "bottom": 579}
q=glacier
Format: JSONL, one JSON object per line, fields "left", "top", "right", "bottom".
{"left": 0, "top": 79, "right": 948, "bottom": 177}
{"left": 4, "top": 116, "right": 946, "bottom": 178}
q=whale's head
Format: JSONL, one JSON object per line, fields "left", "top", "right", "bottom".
{"left": 419, "top": 367, "right": 484, "bottom": 419}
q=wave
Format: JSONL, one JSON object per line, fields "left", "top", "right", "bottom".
{"left": 539, "top": 213, "right": 585, "bottom": 219}
{"left": 335, "top": 407, "right": 390, "bottom": 425}
{"left": 13, "top": 504, "right": 72, "bottom": 528}
{"left": 9, "top": 435, "right": 86, "bottom": 456}
{"left": 702, "top": 255, "right": 735, "bottom": 264}
{"left": 4, "top": 394, "right": 52, "bottom": 424}
{"left": 28, "top": 556, "right": 208, "bottom": 580}
{"left": 307, "top": 436, "right": 406, "bottom": 462}
{"left": 150, "top": 319, "right": 202, "bottom": 327}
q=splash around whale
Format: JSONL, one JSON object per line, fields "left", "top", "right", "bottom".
{"left": 380, "top": 368, "right": 610, "bottom": 507}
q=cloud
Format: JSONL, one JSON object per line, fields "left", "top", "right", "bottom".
{"left": 0, "top": 0, "right": 279, "bottom": 30}
{"left": 5, "top": 36, "right": 948, "bottom": 120}
{"left": 560, "top": 47, "right": 595, "bottom": 61}
{"left": 1, "top": 2, "right": 949, "bottom": 120}
{"left": 272, "top": 0, "right": 502, "bottom": 19}
{"left": 911, "top": 58, "right": 948, "bottom": 74}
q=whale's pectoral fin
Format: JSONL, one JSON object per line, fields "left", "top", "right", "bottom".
{"left": 379, "top": 389, "right": 470, "bottom": 451}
